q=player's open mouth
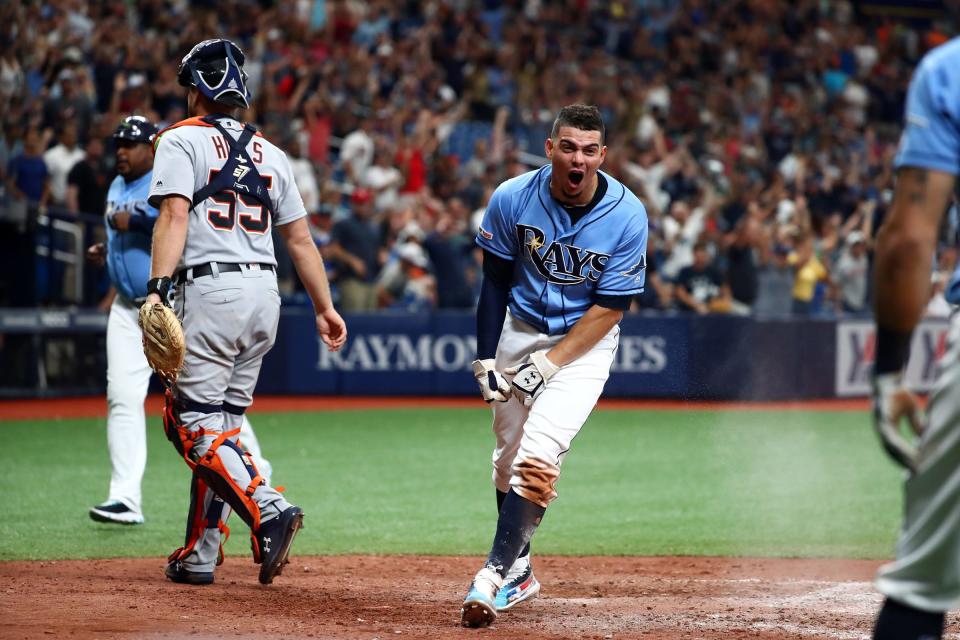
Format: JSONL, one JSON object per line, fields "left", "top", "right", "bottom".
{"left": 568, "top": 170, "right": 584, "bottom": 189}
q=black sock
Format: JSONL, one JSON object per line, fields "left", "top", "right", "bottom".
{"left": 873, "top": 598, "right": 944, "bottom": 640}
{"left": 496, "top": 489, "right": 531, "bottom": 558}
{"left": 487, "top": 489, "right": 544, "bottom": 577}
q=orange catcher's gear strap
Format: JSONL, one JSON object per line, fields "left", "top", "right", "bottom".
{"left": 162, "top": 390, "right": 203, "bottom": 467}
{"left": 162, "top": 390, "right": 265, "bottom": 548}
{"left": 168, "top": 475, "right": 231, "bottom": 566}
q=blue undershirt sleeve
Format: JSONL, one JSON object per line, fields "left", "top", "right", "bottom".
{"left": 476, "top": 250, "right": 513, "bottom": 360}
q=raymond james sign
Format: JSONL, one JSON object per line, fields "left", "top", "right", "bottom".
{"left": 317, "top": 334, "right": 477, "bottom": 372}
{"left": 316, "top": 332, "right": 671, "bottom": 374}
{"left": 611, "top": 335, "right": 669, "bottom": 373}
{"left": 835, "top": 319, "right": 951, "bottom": 397}
{"left": 259, "top": 312, "right": 687, "bottom": 397}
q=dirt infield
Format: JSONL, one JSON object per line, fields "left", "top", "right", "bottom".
{"left": 0, "top": 395, "right": 871, "bottom": 421}
{"left": 10, "top": 396, "right": 946, "bottom": 638}
{"left": 4, "top": 554, "right": 956, "bottom": 639}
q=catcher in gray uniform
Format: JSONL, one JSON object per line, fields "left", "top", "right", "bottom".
{"left": 143, "top": 38, "right": 347, "bottom": 586}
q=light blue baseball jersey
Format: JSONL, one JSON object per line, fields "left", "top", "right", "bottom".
{"left": 895, "top": 37, "right": 960, "bottom": 304}
{"left": 477, "top": 166, "right": 648, "bottom": 334}
{"left": 895, "top": 37, "right": 960, "bottom": 174}
{"left": 947, "top": 264, "right": 960, "bottom": 304}
{"left": 105, "top": 171, "right": 158, "bottom": 301}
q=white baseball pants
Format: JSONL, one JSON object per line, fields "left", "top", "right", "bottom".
{"left": 490, "top": 312, "right": 619, "bottom": 501}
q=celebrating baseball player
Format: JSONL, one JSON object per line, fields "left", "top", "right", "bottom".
{"left": 87, "top": 116, "right": 272, "bottom": 525}
{"left": 461, "top": 104, "right": 647, "bottom": 627}
{"left": 143, "top": 39, "right": 346, "bottom": 586}
{"left": 870, "top": 38, "right": 960, "bottom": 640}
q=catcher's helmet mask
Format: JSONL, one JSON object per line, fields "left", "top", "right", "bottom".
{"left": 177, "top": 38, "right": 251, "bottom": 110}
{"left": 113, "top": 115, "right": 158, "bottom": 144}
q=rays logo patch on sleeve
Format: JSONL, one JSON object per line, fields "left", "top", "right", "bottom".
{"left": 620, "top": 255, "right": 646, "bottom": 281}
{"left": 479, "top": 226, "right": 494, "bottom": 240}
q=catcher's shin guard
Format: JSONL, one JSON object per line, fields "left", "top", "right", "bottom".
{"left": 169, "top": 474, "right": 231, "bottom": 567}
{"left": 194, "top": 435, "right": 265, "bottom": 532}
{"left": 163, "top": 391, "right": 265, "bottom": 531}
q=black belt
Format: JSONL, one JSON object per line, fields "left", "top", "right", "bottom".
{"left": 176, "top": 262, "right": 275, "bottom": 283}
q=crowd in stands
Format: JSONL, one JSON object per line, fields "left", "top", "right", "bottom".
{"left": 1, "top": 0, "right": 957, "bottom": 317}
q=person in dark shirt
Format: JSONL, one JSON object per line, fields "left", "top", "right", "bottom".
{"left": 423, "top": 199, "right": 475, "bottom": 309}
{"left": 3, "top": 127, "right": 48, "bottom": 306}
{"left": 725, "top": 213, "right": 761, "bottom": 311}
{"left": 42, "top": 69, "right": 93, "bottom": 142}
{"left": 6, "top": 127, "right": 49, "bottom": 204}
{"left": 328, "top": 187, "right": 382, "bottom": 311}
{"left": 674, "top": 241, "right": 732, "bottom": 314}
{"left": 67, "top": 136, "right": 108, "bottom": 216}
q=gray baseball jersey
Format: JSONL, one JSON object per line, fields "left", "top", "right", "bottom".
{"left": 148, "top": 116, "right": 306, "bottom": 268}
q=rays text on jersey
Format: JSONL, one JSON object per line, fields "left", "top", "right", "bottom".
{"left": 516, "top": 223, "right": 609, "bottom": 285}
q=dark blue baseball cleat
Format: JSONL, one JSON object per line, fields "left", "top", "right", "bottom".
{"left": 255, "top": 506, "right": 304, "bottom": 585}
{"left": 165, "top": 560, "right": 214, "bottom": 585}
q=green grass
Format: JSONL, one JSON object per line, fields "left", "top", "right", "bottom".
{"left": 0, "top": 408, "right": 905, "bottom": 561}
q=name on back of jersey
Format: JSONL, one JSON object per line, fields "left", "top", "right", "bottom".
{"left": 516, "top": 223, "right": 609, "bottom": 285}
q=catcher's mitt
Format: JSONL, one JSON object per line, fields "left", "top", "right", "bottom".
{"left": 138, "top": 302, "right": 185, "bottom": 384}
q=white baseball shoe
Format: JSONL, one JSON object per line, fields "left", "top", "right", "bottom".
{"left": 495, "top": 554, "right": 540, "bottom": 610}
{"left": 89, "top": 500, "right": 144, "bottom": 525}
{"left": 460, "top": 565, "right": 503, "bottom": 628}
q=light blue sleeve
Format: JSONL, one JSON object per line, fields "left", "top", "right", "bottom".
{"left": 475, "top": 185, "right": 517, "bottom": 260}
{"left": 141, "top": 193, "right": 159, "bottom": 219}
{"left": 132, "top": 173, "right": 159, "bottom": 218}
{"left": 136, "top": 201, "right": 159, "bottom": 219}
{"left": 104, "top": 177, "right": 122, "bottom": 214}
{"left": 894, "top": 53, "right": 960, "bottom": 175}
{"left": 595, "top": 212, "right": 648, "bottom": 295}
{"left": 946, "top": 263, "right": 960, "bottom": 304}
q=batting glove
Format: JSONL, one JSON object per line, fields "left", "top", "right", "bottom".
{"left": 871, "top": 371, "right": 925, "bottom": 472}
{"left": 505, "top": 350, "right": 560, "bottom": 407}
{"left": 472, "top": 358, "right": 511, "bottom": 403}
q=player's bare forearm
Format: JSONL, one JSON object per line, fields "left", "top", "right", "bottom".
{"left": 150, "top": 195, "right": 190, "bottom": 278}
{"left": 874, "top": 167, "right": 954, "bottom": 332}
{"left": 546, "top": 304, "right": 622, "bottom": 367}
{"left": 280, "top": 217, "right": 335, "bottom": 313}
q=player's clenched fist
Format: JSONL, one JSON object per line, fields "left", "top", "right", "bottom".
{"left": 505, "top": 350, "right": 559, "bottom": 407}
{"left": 871, "top": 371, "right": 925, "bottom": 472}
{"left": 472, "top": 359, "right": 511, "bottom": 403}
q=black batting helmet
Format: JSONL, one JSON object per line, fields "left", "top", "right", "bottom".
{"left": 112, "top": 115, "right": 158, "bottom": 144}
{"left": 177, "top": 38, "right": 251, "bottom": 109}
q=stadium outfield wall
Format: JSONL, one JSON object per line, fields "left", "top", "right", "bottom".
{"left": 259, "top": 311, "right": 949, "bottom": 400}
{"left": 0, "top": 309, "right": 947, "bottom": 401}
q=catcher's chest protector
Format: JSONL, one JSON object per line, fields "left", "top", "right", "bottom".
{"left": 191, "top": 115, "right": 276, "bottom": 219}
